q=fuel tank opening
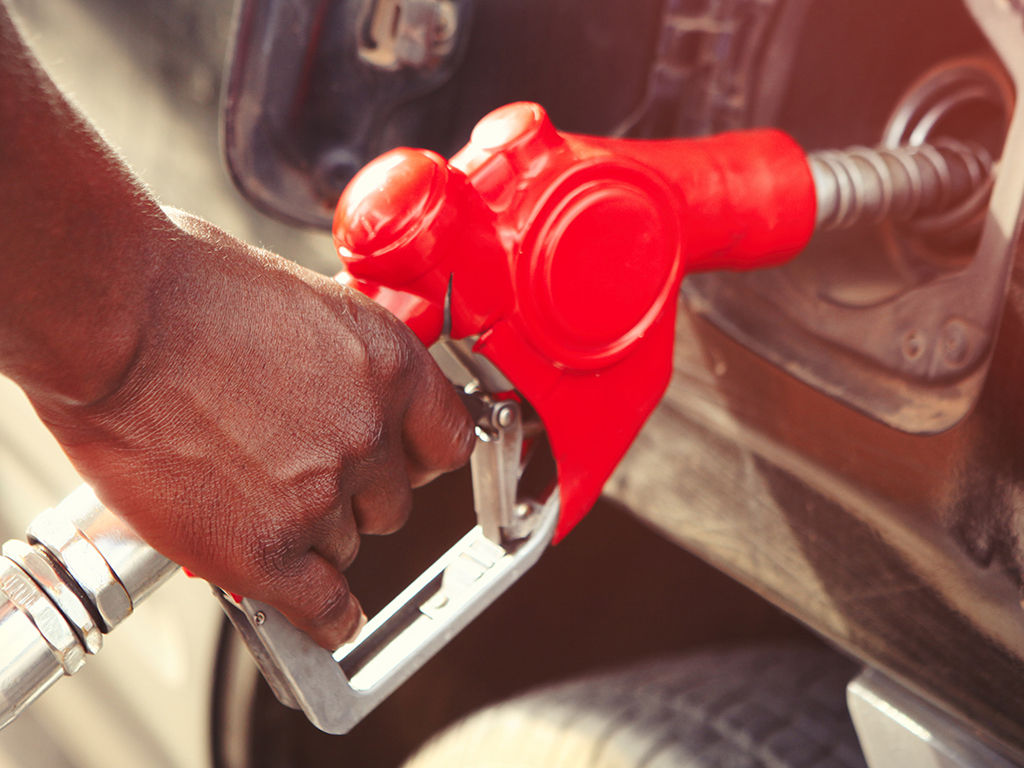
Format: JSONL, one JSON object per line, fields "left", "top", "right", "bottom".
{"left": 882, "top": 56, "right": 1013, "bottom": 251}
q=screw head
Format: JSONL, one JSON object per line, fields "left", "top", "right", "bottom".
{"left": 253, "top": 611, "right": 266, "bottom": 626}
{"left": 496, "top": 404, "right": 516, "bottom": 428}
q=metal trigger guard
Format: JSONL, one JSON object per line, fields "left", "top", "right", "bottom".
{"left": 215, "top": 349, "right": 558, "bottom": 734}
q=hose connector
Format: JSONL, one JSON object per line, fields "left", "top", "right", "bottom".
{"left": 0, "top": 487, "right": 177, "bottom": 730}
{"left": 809, "top": 140, "right": 993, "bottom": 234}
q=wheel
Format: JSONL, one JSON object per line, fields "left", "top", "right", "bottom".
{"left": 401, "top": 645, "right": 868, "bottom": 768}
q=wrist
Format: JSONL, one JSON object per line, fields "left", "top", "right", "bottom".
{"left": 0, "top": 3, "right": 174, "bottom": 409}
{"left": 2, "top": 211, "right": 173, "bottom": 411}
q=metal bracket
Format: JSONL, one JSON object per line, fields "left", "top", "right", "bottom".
{"left": 216, "top": 489, "right": 557, "bottom": 733}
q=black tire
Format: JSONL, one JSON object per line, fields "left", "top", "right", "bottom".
{"left": 401, "top": 646, "right": 868, "bottom": 768}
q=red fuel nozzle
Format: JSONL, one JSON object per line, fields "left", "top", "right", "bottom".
{"left": 333, "top": 102, "right": 817, "bottom": 540}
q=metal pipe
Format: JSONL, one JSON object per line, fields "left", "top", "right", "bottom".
{"left": 0, "top": 487, "right": 177, "bottom": 730}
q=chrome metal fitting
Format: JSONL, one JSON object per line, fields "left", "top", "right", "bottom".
{"left": 49, "top": 486, "right": 176, "bottom": 605}
{"left": 2, "top": 540, "right": 102, "bottom": 655}
{"left": 1, "top": 486, "right": 179, "bottom": 734}
{"left": 493, "top": 402, "right": 517, "bottom": 429}
{"left": 469, "top": 398, "right": 524, "bottom": 543}
{"left": 0, "top": 590, "right": 64, "bottom": 730}
{"left": 0, "top": 558, "right": 84, "bottom": 676}
{"left": 27, "top": 501, "right": 133, "bottom": 632}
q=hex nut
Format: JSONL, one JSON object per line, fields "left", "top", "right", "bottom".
{"left": 2, "top": 540, "right": 102, "bottom": 654}
{"left": 0, "top": 558, "right": 85, "bottom": 675}
{"left": 60, "top": 488, "right": 177, "bottom": 605}
{"left": 27, "top": 508, "right": 132, "bottom": 631}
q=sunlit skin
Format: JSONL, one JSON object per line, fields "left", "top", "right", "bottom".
{"left": 0, "top": 4, "right": 474, "bottom": 650}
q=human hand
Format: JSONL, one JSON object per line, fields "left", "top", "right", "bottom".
{"left": 29, "top": 210, "right": 475, "bottom": 650}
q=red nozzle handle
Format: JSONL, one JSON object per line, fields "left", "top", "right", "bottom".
{"left": 333, "top": 103, "right": 816, "bottom": 538}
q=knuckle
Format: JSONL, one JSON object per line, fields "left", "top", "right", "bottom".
{"left": 296, "top": 472, "right": 342, "bottom": 516}
{"left": 348, "top": 306, "right": 413, "bottom": 385}
{"left": 249, "top": 530, "right": 304, "bottom": 582}
{"left": 346, "top": 413, "right": 389, "bottom": 464}
{"left": 377, "top": 332, "right": 412, "bottom": 384}
{"left": 339, "top": 329, "right": 374, "bottom": 382}
{"left": 364, "top": 309, "right": 415, "bottom": 384}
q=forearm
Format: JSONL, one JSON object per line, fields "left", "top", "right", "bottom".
{"left": 0, "top": 3, "right": 475, "bottom": 649}
{"left": 0, "top": 2, "right": 171, "bottom": 407}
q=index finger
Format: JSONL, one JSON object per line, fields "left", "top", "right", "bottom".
{"left": 401, "top": 353, "right": 475, "bottom": 485}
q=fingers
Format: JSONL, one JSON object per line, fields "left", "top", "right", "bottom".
{"left": 261, "top": 550, "right": 365, "bottom": 650}
{"left": 309, "top": 501, "right": 362, "bottom": 572}
{"left": 352, "top": 448, "right": 414, "bottom": 534}
{"left": 405, "top": 454, "right": 439, "bottom": 489}
{"left": 402, "top": 356, "right": 475, "bottom": 484}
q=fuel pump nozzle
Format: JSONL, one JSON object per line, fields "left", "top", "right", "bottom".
{"left": 0, "top": 102, "right": 993, "bottom": 735}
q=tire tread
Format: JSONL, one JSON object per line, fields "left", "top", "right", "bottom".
{"left": 403, "top": 646, "right": 868, "bottom": 768}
